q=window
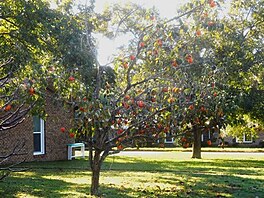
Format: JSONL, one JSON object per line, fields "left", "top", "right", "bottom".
{"left": 236, "top": 133, "right": 253, "bottom": 143}
{"left": 165, "top": 136, "right": 174, "bottom": 143}
{"left": 243, "top": 133, "right": 252, "bottom": 143}
{"left": 201, "top": 131, "right": 210, "bottom": 142}
{"left": 33, "top": 116, "right": 45, "bottom": 155}
{"left": 165, "top": 133, "right": 174, "bottom": 143}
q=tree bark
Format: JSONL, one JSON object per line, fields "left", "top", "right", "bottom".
{"left": 192, "top": 128, "right": 202, "bottom": 159}
{"left": 90, "top": 150, "right": 102, "bottom": 196}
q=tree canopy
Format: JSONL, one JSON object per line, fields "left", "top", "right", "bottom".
{"left": 0, "top": 0, "right": 263, "bottom": 196}
{"left": 0, "top": 0, "right": 95, "bottom": 131}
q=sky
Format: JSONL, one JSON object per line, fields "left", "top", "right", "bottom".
{"left": 89, "top": 0, "right": 190, "bottom": 65}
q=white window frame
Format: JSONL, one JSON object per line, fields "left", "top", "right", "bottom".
{"left": 243, "top": 133, "right": 252, "bottom": 143}
{"left": 164, "top": 133, "right": 174, "bottom": 143}
{"left": 236, "top": 133, "right": 253, "bottom": 143}
{"left": 33, "top": 117, "right": 45, "bottom": 155}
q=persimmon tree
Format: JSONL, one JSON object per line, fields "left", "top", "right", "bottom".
{"left": 60, "top": 0, "right": 230, "bottom": 195}
{"left": 0, "top": 0, "right": 94, "bottom": 130}
{"left": 102, "top": 0, "right": 228, "bottom": 158}
{"left": 0, "top": 59, "right": 40, "bottom": 131}
{"left": 0, "top": 0, "right": 94, "bottom": 179}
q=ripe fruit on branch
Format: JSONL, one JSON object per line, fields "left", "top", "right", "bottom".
{"left": 117, "top": 129, "right": 124, "bottom": 134}
{"left": 117, "top": 144, "right": 123, "bottom": 150}
{"left": 181, "top": 137, "right": 187, "bottom": 142}
{"left": 4, "top": 104, "right": 12, "bottom": 111}
{"left": 139, "top": 42, "right": 145, "bottom": 48}
{"left": 164, "top": 126, "right": 170, "bottom": 133}
{"left": 188, "top": 104, "right": 194, "bottom": 110}
{"left": 68, "top": 76, "right": 75, "bottom": 82}
{"left": 209, "top": 0, "right": 217, "bottom": 7}
{"left": 122, "top": 102, "right": 130, "bottom": 109}
{"left": 171, "top": 60, "right": 178, "bottom": 67}
{"left": 186, "top": 54, "right": 193, "bottom": 64}
{"left": 79, "top": 107, "right": 86, "bottom": 112}
{"left": 202, "top": 12, "right": 208, "bottom": 19}
{"left": 168, "top": 97, "right": 175, "bottom": 103}
{"left": 130, "top": 55, "right": 136, "bottom": 61}
{"left": 124, "top": 95, "right": 130, "bottom": 100}
{"left": 196, "top": 30, "right": 202, "bottom": 36}
{"left": 60, "top": 127, "right": 66, "bottom": 133}
{"left": 200, "top": 106, "right": 206, "bottom": 112}
{"left": 29, "top": 87, "right": 35, "bottom": 95}
{"left": 162, "top": 87, "right": 168, "bottom": 92}
{"left": 122, "top": 62, "right": 128, "bottom": 69}
{"left": 137, "top": 100, "right": 145, "bottom": 108}
{"left": 213, "top": 92, "right": 217, "bottom": 97}
{"left": 69, "top": 133, "right": 75, "bottom": 138}
{"left": 156, "top": 39, "right": 162, "bottom": 47}
{"left": 139, "top": 129, "right": 145, "bottom": 134}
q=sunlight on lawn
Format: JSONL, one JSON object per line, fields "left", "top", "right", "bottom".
{"left": 42, "top": 173, "right": 89, "bottom": 184}
{"left": 1, "top": 152, "right": 264, "bottom": 198}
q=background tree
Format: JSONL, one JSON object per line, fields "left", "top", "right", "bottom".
{"left": 0, "top": 0, "right": 94, "bottom": 130}
{"left": 210, "top": 0, "right": 264, "bottom": 140}
{"left": 0, "top": 0, "right": 95, "bottom": 179}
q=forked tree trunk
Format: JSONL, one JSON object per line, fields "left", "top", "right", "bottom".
{"left": 90, "top": 150, "right": 102, "bottom": 196}
{"left": 192, "top": 128, "right": 202, "bottom": 159}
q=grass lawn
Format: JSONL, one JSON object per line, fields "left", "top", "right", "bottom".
{"left": 123, "top": 147, "right": 264, "bottom": 152}
{"left": 0, "top": 151, "right": 263, "bottom": 198}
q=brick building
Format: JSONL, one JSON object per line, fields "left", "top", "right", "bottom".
{"left": 0, "top": 90, "right": 74, "bottom": 164}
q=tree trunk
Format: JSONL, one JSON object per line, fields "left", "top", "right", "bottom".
{"left": 192, "top": 128, "right": 202, "bottom": 159}
{"left": 90, "top": 150, "right": 102, "bottom": 196}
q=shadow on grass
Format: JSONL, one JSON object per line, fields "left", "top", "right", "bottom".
{"left": 1, "top": 157, "right": 263, "bottom": 197}
{"left": 0, "top": 175, "right": 78, "bottom": 197}
{"left": 102, "top": 157, "right": 264, "bottom": 176}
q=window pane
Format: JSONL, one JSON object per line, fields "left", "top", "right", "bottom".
{"left": 166, "top": 137, "right": 173, "bottom": 141}
{"left": 244, "top": 133, "right": 252, "bottom": 142}
{"left": 33, "top": 116, "right": 41, "bottom": 132}
{"left": 34, "top": 134, "right": 41, "bottom": 152}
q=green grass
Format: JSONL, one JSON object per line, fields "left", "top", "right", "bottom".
{"left": 0, "top": 151, "right": 263, "bottom": 198}
{"left": 123, "top": 147, "right": 264, "bottom": 152}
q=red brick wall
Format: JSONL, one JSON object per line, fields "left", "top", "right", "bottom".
{"left": 0, "top": 91, "right": 74, "bottom": 164}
